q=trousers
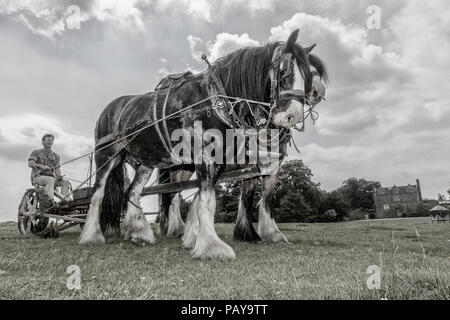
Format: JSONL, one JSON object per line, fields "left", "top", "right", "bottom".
{"left": 32, "top": 175, "right": 71, "bottom": 201}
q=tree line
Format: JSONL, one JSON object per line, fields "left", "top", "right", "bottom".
{"left": 178, "top": 160, "right": 382, "bottom": 223}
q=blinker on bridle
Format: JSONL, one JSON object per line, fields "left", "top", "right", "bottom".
{"left": 265, "top": 45, "right": 310, "bottom": 124}
{"left": 271, "top": 45, "right": 322, "bottom": 101}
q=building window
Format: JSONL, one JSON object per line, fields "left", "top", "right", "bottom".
{"left": 393, "top": 196, "right": 401, "bottom": 202}
{"left": 383, "top": 204, "right": 390, "bottom": 210}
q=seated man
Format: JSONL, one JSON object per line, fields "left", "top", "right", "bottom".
{"left": 28, "top": 133, "right": 72, "bottom": 204}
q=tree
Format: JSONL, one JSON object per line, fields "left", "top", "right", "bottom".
{"left": 338, "top": 178, "right": 380, "bottom": 211}
{"left": 272, "top": 160, "right": 323, "bottom": 222}
{"left": 213, "top": 160, "right": 322, "bottom": 223}
{"left": 437, "top": 193, "right": 446, "bottom": 201}
{"left": 215, "top": 181, "right": 242, "bottom": 222}
{"left": 278, "top": 192, "right": 313, "bottom": 222}
{"left": 319, "top": 190, "right": 351, "bottom": 220}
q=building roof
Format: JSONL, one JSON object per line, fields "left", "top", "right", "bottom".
{"left": 430, "top": 205, "right": 449, "bottom": 212}
{"left": 374, "top": 184, "right": 418, "bottom": 195}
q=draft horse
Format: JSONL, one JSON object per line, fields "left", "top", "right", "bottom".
{"left": 159, "top": 44, "right": 328, "bottom": 245}
{"left": 80, "top": 29, "right": 321, "bottom": 260}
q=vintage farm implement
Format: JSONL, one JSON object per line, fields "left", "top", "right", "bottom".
{"left": 17, "top": 166, "right": 262, "bottom": 237}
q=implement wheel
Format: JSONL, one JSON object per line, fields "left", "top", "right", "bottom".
{"left": 18, "top": 189, "right": 49, "bottom": 236}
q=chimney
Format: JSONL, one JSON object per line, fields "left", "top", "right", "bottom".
{"left": 416, "top": 179, "right": 423, "bottom": 202}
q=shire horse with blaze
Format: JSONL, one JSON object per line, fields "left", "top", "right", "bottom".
{"left": 79, "top": 29, "right": 328, "bottom": 260}
{"left": 160, "top": 32, "right": 328, "bottom": 245}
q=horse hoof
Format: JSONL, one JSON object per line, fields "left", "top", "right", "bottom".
{"left": 182, "top": 238, "right": 195, "bottom": 250}
{"left": 131, "top": 238, "right": 147, "bottom": 247}
{"left": 79, "top": 232, "right": 105, "bottom": 245}
{"left": 182, "top": 231, "right": 198, "bottom": 249}
{"left": 260, "top": 231, "right": 289, "bottom": 244}
{"left": 191, "top": 237, "right": 236, "bottom": 260}
{"left": 167, "top": 226, "right": 185, "bottom": 238}
{"left": 124, "top": 227, "right": 156, "bottom": 245}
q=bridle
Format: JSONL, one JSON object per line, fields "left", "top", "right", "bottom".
{"left": 266, "top": 45, "right": 314, "bottom": 124}
{"left": 202, "top": 44, "right": 325, "bottom": 129}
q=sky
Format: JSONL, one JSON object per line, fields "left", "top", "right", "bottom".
{"left": 0, "top": 0, "right": 449, "bottom": 222}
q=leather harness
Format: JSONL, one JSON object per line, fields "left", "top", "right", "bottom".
{"left": 96, "top": 45, "right": 308, "bottom": 161}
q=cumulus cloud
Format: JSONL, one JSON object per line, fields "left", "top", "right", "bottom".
{"left": 0, "top": 0, "right": 150, "bottom": 38}
{"left": 274, "top": 6, "right": 450, "bottom": 196}
{"left": 0, "top": 114, "right": 92, "bottom": 161}
{"left": 188, "top": 32, "right": 260, "bottom": 62}
{"left": 223, "top": 0, "right": 276, "bottom": 12}
{"left": 267, "top": 12, "right": 410, "bottom": 138}
{"left": 187, "top": 35, "right": 207, "bottom": 62}
{"left": 154, "top": 0, "right": 212, "bottom": 22}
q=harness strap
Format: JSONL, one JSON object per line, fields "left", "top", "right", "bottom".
{"left": 96, "top": 98, "right": 139, "bottom": 148}
{"left": 152, "top": 87, "right": 173, "bottom": 157}
{"left": 161, "top": 81, "right": 174, "bottom": 152}
{"left": 208, "top": 71, "right": 248, "bottom": 128}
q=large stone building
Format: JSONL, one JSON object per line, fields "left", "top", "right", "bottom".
{"left": 373, "top": 179, "right": 423, "bottom": 218}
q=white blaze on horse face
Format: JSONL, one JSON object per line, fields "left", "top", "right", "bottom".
{"left": 310, "top": 76, "right": 326, "bottom": 106}
{"left": 293, "top": 61, "right": 305, "bottom": 92}
{"left": 272, "top": 63, "right": 304, "bottom": 128}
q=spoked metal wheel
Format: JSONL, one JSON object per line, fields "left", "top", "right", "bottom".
{"left": 18, "top": 189, "right": 49, "bottom": 236}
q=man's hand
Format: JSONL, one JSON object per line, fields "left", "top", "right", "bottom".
{"left": 40, "top": 165, "right": 52, "bottom": 171}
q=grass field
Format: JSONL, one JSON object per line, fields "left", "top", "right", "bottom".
{"left": 0, "top": 218, "right": 449, "bottom": 300}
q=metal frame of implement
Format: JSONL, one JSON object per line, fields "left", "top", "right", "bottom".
{"left": 17, "top": 167, "right": 263, "bottom": 236}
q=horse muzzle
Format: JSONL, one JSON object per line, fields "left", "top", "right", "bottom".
{"left": 272, "top": 99, "right": 304, "bottom": 128}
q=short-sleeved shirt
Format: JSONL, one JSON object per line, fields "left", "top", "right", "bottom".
{"left": 28, "top": 148, "right": 60, "bottom": 181}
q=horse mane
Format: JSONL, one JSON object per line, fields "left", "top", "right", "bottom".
{"left": 209, "top": 41, "right": 329, "bottom": 103}
{"left": 210, "top": 42, "right": 315, "bottom": 102}
{"left": 210, "top": 43, "right": 276, "bottom": 101}
{"left": 308, "top": 53, "right": 329, "bottom": 84}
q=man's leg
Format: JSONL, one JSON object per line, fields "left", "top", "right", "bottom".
{"left": 33, "top": 176, "right": 56, "bottom": 201}
{"left": 55, "top": 178, "right": 72, "bottom": 200}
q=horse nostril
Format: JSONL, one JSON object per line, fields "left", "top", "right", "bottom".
{"left": 287, "top": 115, "right": 293, "bottom": 122}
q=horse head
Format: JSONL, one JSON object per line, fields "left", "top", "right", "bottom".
{"left": 270, "top": 29, "right": 328, "bottom": 128}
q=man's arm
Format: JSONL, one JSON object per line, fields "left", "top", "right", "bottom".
{"left": 28, "top": 159, "right": 51, "bottom": 171}
{"left": 55, "top": 167, "right": 63, "bottom": 180}
{"left": 55, "top": 154, "right": 63, "bottom": 180}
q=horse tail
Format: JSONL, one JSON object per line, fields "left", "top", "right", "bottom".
{"left": 100, "top": 163, "right": 126, "bottom": 234}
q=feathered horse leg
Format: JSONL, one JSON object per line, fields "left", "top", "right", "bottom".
{"left": 258, "top": 167, "right": 289, "bottom": 243}
{"left": 123, "top": 165, "right": 155, "bottom": 246}
{"left": 166, "top": 169, "right": 193, "bottom": 237}
{"left": 159, "top": 168, "right": 193, "bottom": 237}
{"left": 233, "top": 178, "right": 261, "bottom": 242}
{"left": 80, "top": 159, "right": 121, "bottom": 244}
{"left": 182, "top": 192, "right": 199, "bottom": 249}
{"left": 190, "top": 163, "right": 235, "bottom": 260}
{"left": 167, "top": 193, "right": 185, "bottom": 237}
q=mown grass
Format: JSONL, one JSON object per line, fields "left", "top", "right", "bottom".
{"left": 0, "top": 218, "right": 449, "bottom": 299}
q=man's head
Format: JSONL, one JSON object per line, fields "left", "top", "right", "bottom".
{"left": 41, "top": 134, "right": 54, "bottom": 149}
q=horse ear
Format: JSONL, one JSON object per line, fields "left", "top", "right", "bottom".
{"left": 304, "top": 44, "right": 316, "bottom": 55}
{"left": 285, "top": 29, "right": 300, "bottom": 51}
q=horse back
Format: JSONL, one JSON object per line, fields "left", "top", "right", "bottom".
{"left": 94, "top": 94, "right": 154, "bottom": 147}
